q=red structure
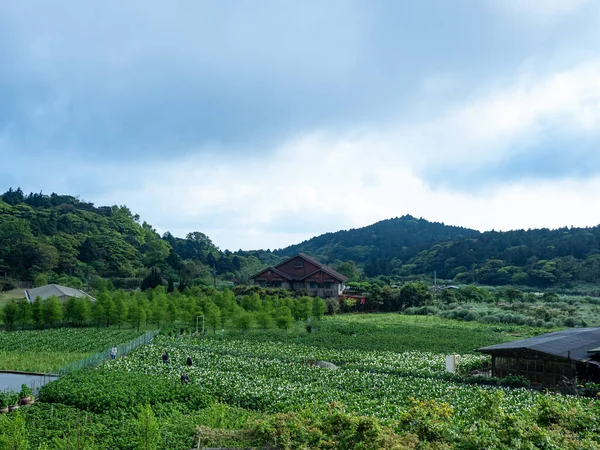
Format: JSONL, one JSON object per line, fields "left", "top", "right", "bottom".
{"left": 251, "top": 253, "right": 348, "bottom": 298}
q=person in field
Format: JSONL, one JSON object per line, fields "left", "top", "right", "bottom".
{"left": 180, "top": 372, "right": 190, "bottom": 384}
{"left": 110, "top": 345, "right": 117, "bottom": 360}
{"left": 161, "top": 351, "right": 170, "bottom": 364}
{"left": 186, "top": 355, "right": 193, "bottom": 366}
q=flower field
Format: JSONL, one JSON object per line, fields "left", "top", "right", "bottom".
{"left": 2, "top": 315, "right": 600, "bottom": 449}
{"left": 42, "top": 336, "right": 581, "bottom": 417}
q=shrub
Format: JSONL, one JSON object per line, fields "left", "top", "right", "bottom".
{"left": 499, "top": 375, "right": 530, "bottom": 388}
{"left": 464, "top": 375, "right": 499, "bottom": 386}
{"left": 324, "top": 297, "right": 340, "bottom": 315}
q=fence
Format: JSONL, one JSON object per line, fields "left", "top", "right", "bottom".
{"left": 56, "top": 330, "right": 159, "bottom": 376}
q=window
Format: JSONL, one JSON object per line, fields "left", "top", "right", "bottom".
{"left": 324, "top": 282, "right": 332, "bottom": 289}
{"left": 309, "top": 282, "right": 318, "bottom": 289}
{"left": 295, "top": 259, "right": 304, "bottom": 268}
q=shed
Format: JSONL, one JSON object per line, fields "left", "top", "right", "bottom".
{"left": 476, "top": 328, "right": 600, "bottom": 386}
{"left": 24, "top": 284, "right": 96, "bottom": 303}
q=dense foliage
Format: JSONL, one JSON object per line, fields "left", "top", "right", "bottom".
{"left": 3, "top": 187, "right": 600, "bottom": 292}
{"left": 0, "top": 188, "right": 272, "bottom": 289}
{"left": 275, "top": 215, "right": 600, "bottom": 288}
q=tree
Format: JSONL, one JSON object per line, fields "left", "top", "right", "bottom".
{"left": 143, "top": 239, "right": 171, "bottom": 267}
{"left": 294, "top": 297, "right": 313, "bottom": 321}
{"left": 32, "top": 296, "right": 44, "bottom": 327}
{"left": 114, "top": 293, "right": 129, "bottom": 329}
{"left": 275, "top": 306, "right": 295, "bottom": 331}
{"left": 205, "top": 302, "right": 221, "bottom": 333}
{"left": 135, "top": 404, "right": 160, "bottom": 450}
{"left": 141, "top": 267, "right": 163, "bottom": 291}
{"left": 232, "top": 308, "right": 253, "bottom": 332}
{"left": 15, "top": 298, "right": 32, "bottom": 329}
{"left": 2, "top": 300, "right": 18, "bottom": 330}
{"left": 42, "top": 296, "right": 64, "bottom": 327}
{"left": 256, "top": 311, "right": 273, "bottom": 330}
{"left": 128, "top": 300, "right": 146, "bottom": 331}
{"left": 71, "top": 297, "right": 91, "bottom": 326}
{"left": 312, "top": 297, "right": 326, "bottom": 320}
{"left": 334, "top": 261, "right": 360, "bottom": 281}
{"left": 398, "top": 282, "right": 431, "bottom": 310}
{"left": 150, "top": 293, "right": 167, "bottom": 328}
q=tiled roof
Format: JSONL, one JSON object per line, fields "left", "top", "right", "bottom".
{"left": 250, "top": 253, "right": 349, "bottom": 283}
{"left": 251, "top": 267, "right": 293, "bottom": 280}
{"left": 278, "top": 253, "right": 349, "bottom": 282}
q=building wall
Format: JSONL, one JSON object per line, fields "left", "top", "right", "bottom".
{"left": 492, "top": 352, "right": 577, "bottom": 386}
{"left": 253, "top": 269, "right": 290, "bottom": 288}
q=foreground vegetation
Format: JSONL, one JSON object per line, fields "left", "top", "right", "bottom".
{"left": 1, "top": 314, "right": 598, "bottom": 449}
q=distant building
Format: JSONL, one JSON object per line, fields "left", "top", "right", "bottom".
{"left": 477, "top": 328, "right": 600, "bottom": 386}
{"left": 251, "top": 253, "right": 348, "bottom": 298}
{"left": 24, "top": 284, "right": 96, "bottom": 303}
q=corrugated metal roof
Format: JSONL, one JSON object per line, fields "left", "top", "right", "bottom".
{"left": 24, "top": 284, "right": 95, "bottom": 302}
{"left": 476, "top": 328, "right": 600, "bottom": 362}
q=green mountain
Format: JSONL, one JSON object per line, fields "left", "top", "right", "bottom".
{"left": 3, "top": 187, "right": 600, "bottom": 290}
{"left": 274, "top": 215, "right": 600, "bottom": 288}
{"left": 274, "top": 215, "right": 479, "bottom": 276}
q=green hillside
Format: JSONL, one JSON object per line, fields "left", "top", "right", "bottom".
{"left": 274, "top": 216, "right": 600, "bottom": 289}
{"left": 0, "top": 188, "right": 267, "bottom": 290}
{"left": 3, "top": 187, "right": 600, "bottom": 291}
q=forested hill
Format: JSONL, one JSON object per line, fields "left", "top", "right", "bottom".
{"left": 276, "top": 216, "right": 600, "bottom": 288}
{"left": 274, "top": 216, "right": 480, "bottom": 276}
{"left": 0, "top": 188, "right": 271, "bottom": 289}
{"left": 3, "top": 187, "right": 600, "bottom": 290}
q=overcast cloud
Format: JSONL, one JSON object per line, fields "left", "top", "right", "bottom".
{"left": 1, "top": 0, "right": 599, "bottom": 250}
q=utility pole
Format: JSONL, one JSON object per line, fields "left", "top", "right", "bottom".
{"left": 434, "top": 271, "right": 437, "bottom": 287}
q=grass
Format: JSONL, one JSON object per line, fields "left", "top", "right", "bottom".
{"left": 0, "top": 351, "right": 90, "bottom": 373}
{"left": 0, "top": 328, "right": 144, "bottom": 373}
{"left": 0, "top": 289, "right": 25, "bottom": 312}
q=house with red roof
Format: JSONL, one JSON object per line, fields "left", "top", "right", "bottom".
{"left": 250, "top": 253, "right": 348, "bottom": 298}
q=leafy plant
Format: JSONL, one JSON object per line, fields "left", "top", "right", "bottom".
{"left": 0, "top": 391, "right": 8, "bottom": 408}
{"left": 19, "top": 384, "right": 32, "bottom": 399}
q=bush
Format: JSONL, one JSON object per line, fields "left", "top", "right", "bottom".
{"left": 404, "top": 306, "right": 439, "bottom": 316}
{"left": 0, "top": 279, "right": 16, "bottom": 292}
{"left": 499, "top": 375, "right": 530, "bottom": 388}
{"left": 464, "top": 375, "right": 499, "bottom": 386}
{"left": 256, "top": 403, "right": 414, "bottom": 449}
{"left": 324, "top": 297, "right": 340, "bottom": 315}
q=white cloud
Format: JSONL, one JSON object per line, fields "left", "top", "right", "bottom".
{"left": 91, "top": 126, "right": 600, "bottom": 250}
{"left": 9, "top": 58, "right": 600, "bottom": 251}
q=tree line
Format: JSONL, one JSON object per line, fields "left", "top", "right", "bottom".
{"left": 0, "top": 286, "right": 327, "bottom": 332}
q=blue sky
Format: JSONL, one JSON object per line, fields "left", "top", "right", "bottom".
{"left": 1, "top": 0, "right": 600, "bottom": 250}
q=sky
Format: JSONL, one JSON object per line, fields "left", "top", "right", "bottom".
{"left": 1, "top": 0, "right": 600, "bottom": 251}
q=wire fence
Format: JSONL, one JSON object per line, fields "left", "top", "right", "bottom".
{"left": 56, "top": 330, "right": 159, "bottom": 376}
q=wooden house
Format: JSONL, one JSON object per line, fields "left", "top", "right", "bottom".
{"left": 251, "top": 253, "right": 348, "bottom": 298}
